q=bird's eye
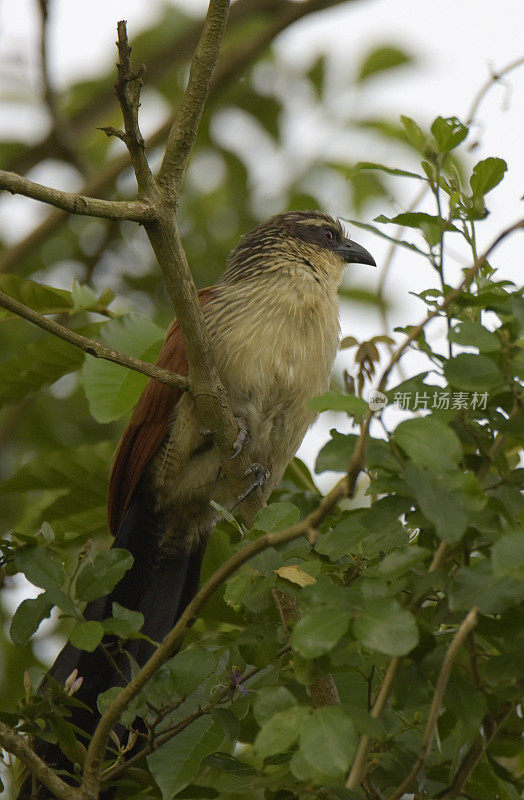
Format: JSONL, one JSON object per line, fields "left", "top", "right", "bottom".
{"left": 324, "top": 228, "right": 335, "bottom": 242}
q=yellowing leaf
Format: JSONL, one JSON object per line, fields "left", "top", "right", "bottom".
{"left": 274, "top": 566, "right": 316, "bottom": 587}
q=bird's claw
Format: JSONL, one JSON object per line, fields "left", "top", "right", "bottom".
{"left": 232, "top": 463, "right": 270, "bottom": 508}
{"left": 230, "top": 417, "right": 251, "bottom": 459}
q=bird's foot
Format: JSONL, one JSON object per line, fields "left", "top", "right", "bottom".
{"left": 232, "top": 463, "right": 270, "bottom": 508}
{"left": 230, "top": 417, "right": 251, "bottom": 459}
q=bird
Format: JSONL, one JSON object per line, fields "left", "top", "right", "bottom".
{"left": 20, "top": 210, "right": 375, "bottom": 794}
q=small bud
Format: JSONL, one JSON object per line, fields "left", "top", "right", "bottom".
{"left": 122, "top": 731, "right": 138, "bottom": 754}
{"left": 64, "top": 668, "right": 78, "bottom": 690}
{"left": 67, "top": 676, "right": 84, "bottom": 696}
{"left": 110, "top": 730, "right": 121, "bottom": 749}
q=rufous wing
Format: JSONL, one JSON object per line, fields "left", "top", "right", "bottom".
{"left": 107, "top": 288, "right": 216, "bottom": 535}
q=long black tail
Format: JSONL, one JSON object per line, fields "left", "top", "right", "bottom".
{"left": 19, "top": 490, "right": 205, "bottom": 797}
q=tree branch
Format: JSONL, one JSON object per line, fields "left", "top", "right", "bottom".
{"left": 81, "top": 473, "right": 352, "bottom": 799}
{"left": 100, "top": 643, "right": 292, "bottom": 783}
{"left": 0, "top": 721, "right": 82, "bottom": 800}
{"left": 345, "top": 539, "right": 449, "bottom": 790}
{"left": 37, "top": 0, "right": 86, "bottom": 174}
{"left": 113, "top": 21, "right": 155, "bottom": 196}
{"left": 386, "top": 608, "right": 479, "bottom": 800}
{"left": 157, "top": 0, "right": 230, "bottom": 191}
{"left": 378, "top": 218, "right": 524, "bottom": 389}
{"left": 0, "top": 289, "right": 189, "bottom": 391}
{"left": 444, "top": 702, "right": 515, "bottom": 798}
{"left": 0, "top": 0, "right": 346, "bottom": 275}
{"left": 80, "top": 216, "right": 524, "bottom": 800}
{"left": 0, "top": 169, "right": 153, "bottom": 222}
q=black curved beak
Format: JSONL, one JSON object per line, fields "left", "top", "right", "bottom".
{"left": 337, "top": 238, "right": 376, "bottom": 267}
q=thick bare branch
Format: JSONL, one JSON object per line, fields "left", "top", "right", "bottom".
{"left": 0, "top": 721, "right": 82, "bottom": 800}
{"left": 157, "top": 0, "right": 230, "bottom": 191}
{"left": 0, "top": 169, "right": 153, "bottom": 222}
{"left": 0, "top": 289, "right": 189, "bottom": 391}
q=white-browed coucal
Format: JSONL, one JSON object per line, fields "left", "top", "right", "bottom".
{"left": 22, "top": 210, "right": 375, "bottom": 792}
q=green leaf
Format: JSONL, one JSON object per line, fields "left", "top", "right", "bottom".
{"left": 345, "top": 218, "right": 429, "bottom": 257}
{"left": 147, "top": 718, "right": 225, "bottom": 800}
{"left": 375, "top": 212, "right": 459, "bottom": 246}
{"left": 10, "top": 593, "right": 53, "bottom": 645}
{"left": 252, "top": 502, "right": 299, "bottom": 533}
{"left": 254, "top": 706, "right": 309, "bottom": 758}
{"left": 444, "top": 353, "right": 503, "bottom": 391}
{"left": 0, "top": 274, "right": 72, "bottom": 315}
{"left": 167, "top": 648, "right": 216, "bottom": 697}
{"left": 102, "top": 602, "right": 144, "bottom": 638}
{"left": 431, "top": 116, "right": 468, "bottom": 153}
{"left": 400, "top": 115, "right": 425, "bottom": 152}
{"left": 470, "top": 157, "right": 507, "bottom": 197}
{"left": 81, "top": 314, "right": 163, "bottom": 422}
{"left": 75, "top": 549, "right": 133, "bottom": 602}
{"left": 450, "top": 321, "right": 501, "bottom": 352}
{"left": 353, "top": 599, "right": 418, "bottom": 655}
{"left": 316, "top": 430, "right": 356, "bottom": 473}
{"left": 292, "top": 609, "right": 349, "bottom": 658}
{"left": 374, "top": 546, "right": 431, "bottom": 579}
{"left": 0, "top": 323, "right": 101, "bottom": 410}
{"left": 356, "top": 162, "right": 425, "bottom": 180}
{"left": 405, "top": 463, "right": 468, "bottom": 542}
{"left": 14, "top": 546, "right": 65, "bottom": 591}
{"left": 299, "top": 706, "right": 358, "bottom": 777}
{"left": 69, "top": 620, "right": 104, "bottom": 651}
{"left": 444, "top": 675, "right": 487, "bottom": 734}
{"left": 315, "top": 509, "right": 369, "bottom": 559}
{"left": 307, "top": 391, "right": 368, "bottom": 416}
{"left": 449, "top": 562, "right": 523, "bottom": 614}
{"left": 253, "top": 686, "right": 297, "bottom": 726}
{"left": 357, "top": 45, "right": 413, "bottom": 82}
{"left": 394, "top": 416, "right": 462, "bottom": 472}
{"left": 492, "top": 532, "right": 524, "bottom": 580}
{"left": 210, "top": 708, "right": 240, "bottom": 742}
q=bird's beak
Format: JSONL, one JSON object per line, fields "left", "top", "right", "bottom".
{"left": 337, "top": 238, "right": 376, "bottom": 267}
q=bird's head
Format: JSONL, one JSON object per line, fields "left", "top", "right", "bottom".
{"left": 222, "top": 210, "right": 376, "bottom": 285}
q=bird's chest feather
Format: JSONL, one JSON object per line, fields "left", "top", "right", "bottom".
{"left": 207, "top": 274, "right": 340, "bottom": 459}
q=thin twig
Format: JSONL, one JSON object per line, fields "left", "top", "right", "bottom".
{"left": 0, "top": 289, "right": 189, "bottom": 391}
{"left": 0, "top": 169, "right": 152, "bottom": 222}
{"left": 386, "top": 608, "right": 479, "bottom": 800}
{"left": 38, "top": 0, "right": 86, "bottom": 174}
{"left": 465, "top": 55, "right": 524, "bottom": 126}
{"left": 100, "top": 644, "right": 292, "bottom": 782}
{"left": 81, "top": 472, "right": 352, "bottom": 798}
{"left": 5, "top": 0, "right": 345, "bottom": 178}
{"left": 113, "top": 21, "right": 155, "bottom": 196}
{"left": 345, "top": 539, "right": 448, "bottom": 790}
{"left": 0, "top": 0, "right": 347, "bottom": 275}
{"left": 81, "top": 217, "right": 524, "bottom": 800}
{"left": 0, "top": 721, "right": 82, "bottom": 800}
{"left": 444, "top": 702, "right": 515, "bottom": 797}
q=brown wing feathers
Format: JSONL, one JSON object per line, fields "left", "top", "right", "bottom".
{"left": 107, "top": 288, "right": 215, "bottom": 535}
